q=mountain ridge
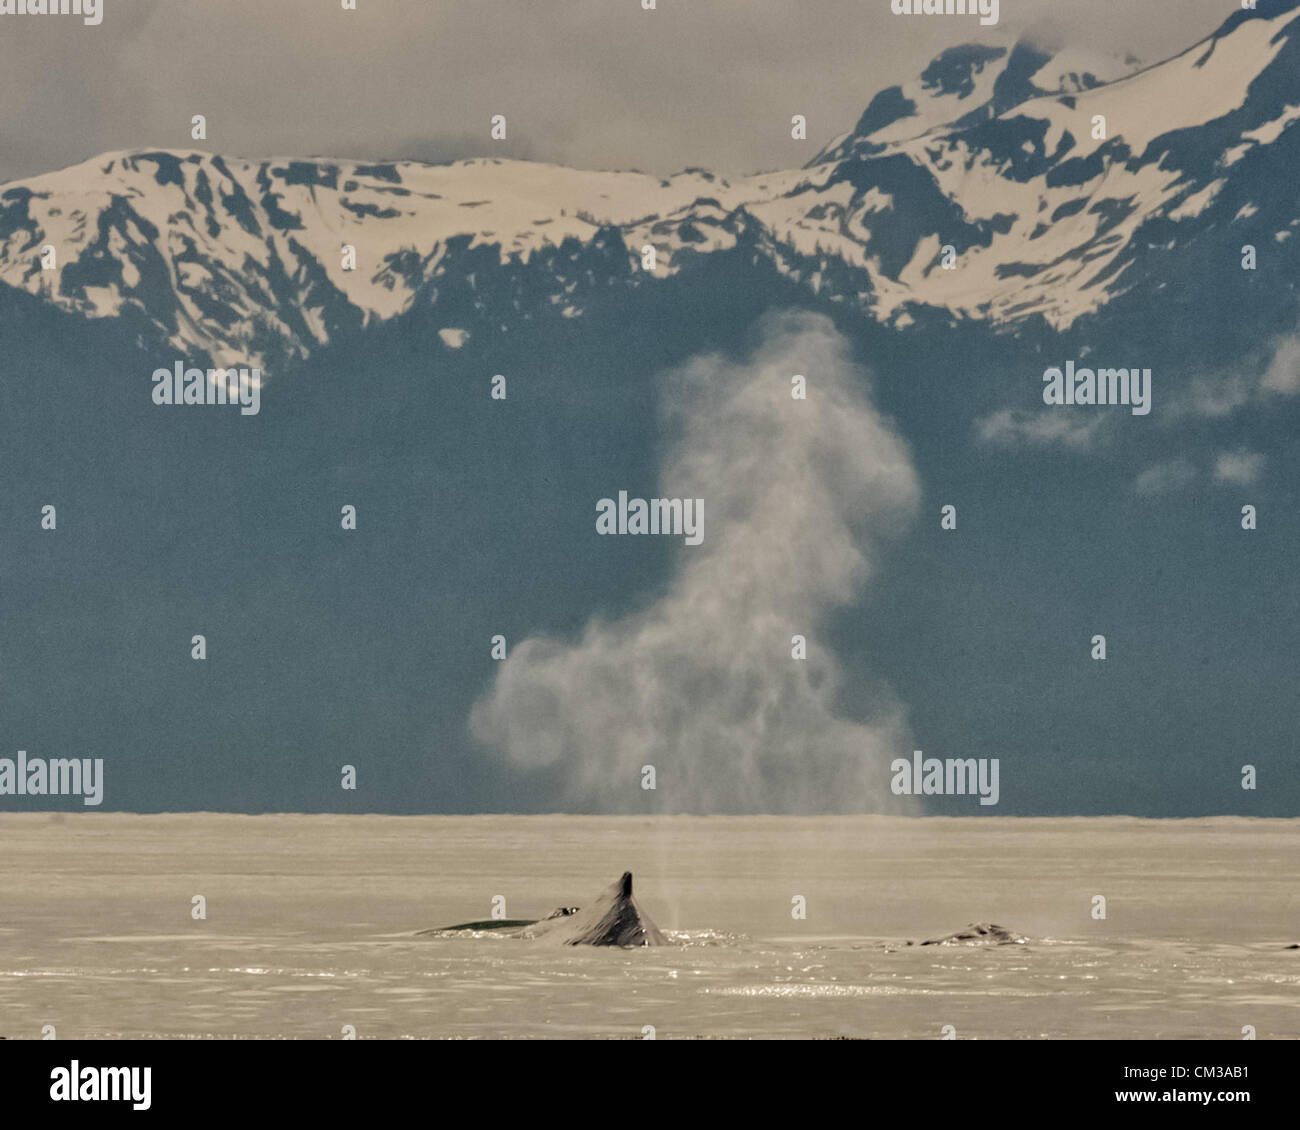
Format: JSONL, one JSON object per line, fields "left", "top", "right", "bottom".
{"left": 2, "top": 0, "right": 1298, "bottom": 369}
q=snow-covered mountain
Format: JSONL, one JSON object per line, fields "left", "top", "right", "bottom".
{"left": 2, "top": 0, "right": 1299, "bottom": 368}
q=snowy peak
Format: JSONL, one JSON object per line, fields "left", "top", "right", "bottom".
{"left": 812, "top": 39, "right": 1134, "bottom": 162}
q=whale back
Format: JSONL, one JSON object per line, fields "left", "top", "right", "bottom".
{"left": 522, "top": 871, "right": 665, "bottom": 947}
{"left": 920, "top": 922, "right": 1025, "bottom": 946}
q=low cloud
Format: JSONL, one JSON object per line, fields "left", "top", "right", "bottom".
{"left": 976, "top": 407, "right": 1104, "bottom": 450}
{"left": 1171, "top": 329, "right": 1300, "bottom": 419}
{"left": 1213, "top": 450, "right": 1265, "bottom": 486}
{"left": 1134, "top": 458, "right": 1196, "bottom": 497}
{"left": 469, "top": 312, "right": 920, "bottom": 813}
{"left": 1261, "top": 333, "right": 1300, "bottom": 396}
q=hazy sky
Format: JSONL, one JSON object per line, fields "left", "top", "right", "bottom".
{"left": 1, "top": 0, "right": 1243, "bottom": 184}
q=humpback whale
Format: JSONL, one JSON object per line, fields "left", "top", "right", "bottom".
{"left": 422, "top": 871, "right": 666, "bottom": 947}
{"left": 919, "top": 922, "right": 1025, "bottom": 946}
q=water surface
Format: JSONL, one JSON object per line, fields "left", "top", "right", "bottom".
{"left": 1, "top": 814, "right": 1295, "bottom": 1039}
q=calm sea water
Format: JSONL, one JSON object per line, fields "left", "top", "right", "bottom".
{"left": 0, "top": 814, "right": 1296, "bottom": 1039}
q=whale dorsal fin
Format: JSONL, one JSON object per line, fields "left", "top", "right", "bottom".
{"left": 523, "top": 871, "right": 665, "bottom": 946}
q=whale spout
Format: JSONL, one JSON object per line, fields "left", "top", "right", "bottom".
{"left": 523, "top": 871, "right": 666, "bottom": 947}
